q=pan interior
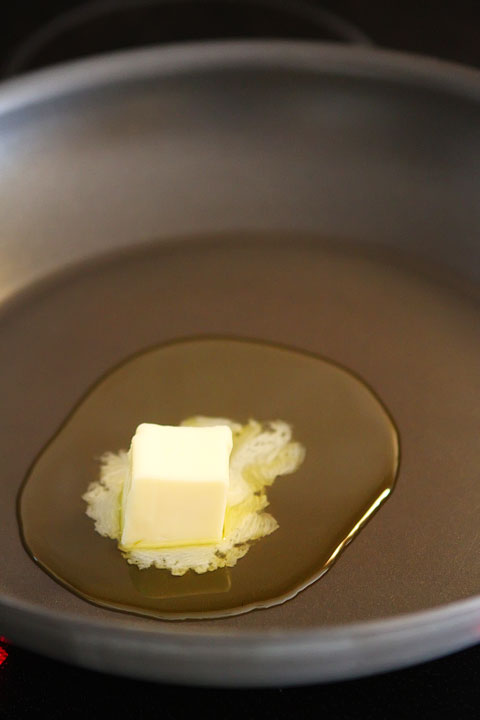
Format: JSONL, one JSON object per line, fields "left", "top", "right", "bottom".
{"left": 2, "top": 235, "right": 480, "bottom": 631}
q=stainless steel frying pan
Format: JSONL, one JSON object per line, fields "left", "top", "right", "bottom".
{"left": 0, "top": 41, "right": 480, "bottom": 686}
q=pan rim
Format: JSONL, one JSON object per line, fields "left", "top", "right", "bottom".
{"left": 0, "top": 39, "right": 479, "bottom": 119}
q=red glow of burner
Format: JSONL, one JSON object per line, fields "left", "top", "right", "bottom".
{"left": 0, "top": 636, "right": 8, "bottom": 667}
{"left": 0, "top": 647, "right": 7, "bottom": 667}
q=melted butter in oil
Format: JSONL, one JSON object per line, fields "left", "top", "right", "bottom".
{"left": 19, "top": 338, "right": 399, "bottom": 619}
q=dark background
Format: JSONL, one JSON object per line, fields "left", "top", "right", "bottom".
{"left": 2, "top": 1, "right": 480, "bottom": 717}
{"left": 3, "top": 0, "right": 480, "bottom": 75}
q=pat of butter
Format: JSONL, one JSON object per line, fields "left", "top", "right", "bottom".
{"left": 120, "top": 423, "right": 233, "bottom": 549}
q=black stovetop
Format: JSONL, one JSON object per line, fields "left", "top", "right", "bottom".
{"left": 2, "top": 2, "right": 480, "bottom": 717}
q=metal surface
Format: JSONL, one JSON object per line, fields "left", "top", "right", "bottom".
{"left": 0, "top": 41, "right": 480, "bottom": 686}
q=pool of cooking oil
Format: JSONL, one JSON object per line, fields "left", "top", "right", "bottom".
{"left": 19, "top": 336, "right": 399, "bottom": 620}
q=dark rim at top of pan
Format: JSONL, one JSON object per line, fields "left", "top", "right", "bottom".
{"left": 1, "top": 41, "right": 480, "bottom": 685}
{"left": 0, "top": 40, "right": 479, "bottom": 118}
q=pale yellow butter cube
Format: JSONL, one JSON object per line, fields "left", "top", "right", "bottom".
{"left": 120, "top": 423, "right": 232, "bottom": 549}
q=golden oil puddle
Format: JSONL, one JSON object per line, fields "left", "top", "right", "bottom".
{"left": 19, "top": 338, "right": 399, "bottom": 619}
